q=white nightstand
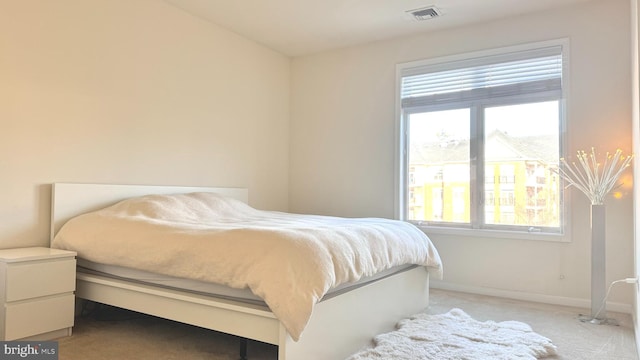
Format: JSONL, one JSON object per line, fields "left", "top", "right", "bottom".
{"left": 0, "top": 247, "right": 76, "bottom": 340}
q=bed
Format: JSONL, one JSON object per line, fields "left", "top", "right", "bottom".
{"left": 49, "top": 182, "right": 441, "bottom": 360}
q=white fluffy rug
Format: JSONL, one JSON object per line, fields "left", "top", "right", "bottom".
{"left": 346, "top": 308, "right": 558, "bottom": 360}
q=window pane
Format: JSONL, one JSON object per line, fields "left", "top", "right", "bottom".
{"left": 484, "top": 101, "right": 561, "bottom": 228}
{"left": 408, "top": 109, "right": 470, "bottom": 223}
{"left": 399, "top": 42, "right": 566, "bottom": 235}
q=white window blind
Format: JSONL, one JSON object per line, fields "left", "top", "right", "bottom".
{"left": 401, "top": 46, "right": 563, "bottom": 107}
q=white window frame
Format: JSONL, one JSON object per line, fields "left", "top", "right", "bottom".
{"left": 394, "top": 39, "right": 571, "bottom": 242}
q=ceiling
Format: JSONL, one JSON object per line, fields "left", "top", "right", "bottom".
{"left": 164, "top": 0, "right": 594, "bottom": 57}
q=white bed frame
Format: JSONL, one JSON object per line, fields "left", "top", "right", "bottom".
{"left": 50, "top": 182, "right": 430, "bottom": 360}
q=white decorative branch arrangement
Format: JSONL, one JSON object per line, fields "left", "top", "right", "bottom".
{"left": 552, "top": 147, "right": 633, "bottom": 324}
{"left": 553, "top": 148, "right": 633, "bottom": 204}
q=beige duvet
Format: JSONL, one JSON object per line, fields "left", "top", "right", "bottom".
{"left": 52, "top": 192, "right": 442, "bottom": 341}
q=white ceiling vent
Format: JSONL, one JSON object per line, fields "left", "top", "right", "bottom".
{"left": 407, "top": 6, "right": 442, "bottom": 21}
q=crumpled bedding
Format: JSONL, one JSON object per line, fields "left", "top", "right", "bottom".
{"left": 52, "top": 192, "right": 442, "bottom": 341}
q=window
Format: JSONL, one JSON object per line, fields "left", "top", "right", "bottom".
{"left": 397, "top": 41, "right": 566, "bottom": 235}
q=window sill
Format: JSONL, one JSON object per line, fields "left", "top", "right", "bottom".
{"left": 415, "top": 224, "right": 570, "bottom": 243}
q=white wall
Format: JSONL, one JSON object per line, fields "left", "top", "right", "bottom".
{"left": 0, "top": 0, "right": 291, "bottom": 249}
{"left": 290, "top": 0, "right": 635, "bottom": 309}
{"left": 631, "top": 0, "right": 640, "bottom": 354}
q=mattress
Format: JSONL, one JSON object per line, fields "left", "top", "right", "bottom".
{"left": 77, "top": 258, "right": 416, "bottom": 305}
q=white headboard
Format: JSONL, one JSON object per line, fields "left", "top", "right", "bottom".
{"left": 50, "top": 183, "right": 248, "bottom": 244}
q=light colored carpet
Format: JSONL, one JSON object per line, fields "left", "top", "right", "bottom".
{"left": 56, "top": 289, "right": 637, "bottom": 359}
{"left": 428, "top": 289, "right": 637, "bottom": 360}
{"left": 346, "top": 308, "right": 557, "bottom": 359}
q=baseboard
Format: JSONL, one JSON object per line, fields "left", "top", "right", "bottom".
{"left": 431, "top": 280, "right": 633, "bottom": 314}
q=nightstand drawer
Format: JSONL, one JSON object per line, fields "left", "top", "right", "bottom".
{"left": 4, "top": 294, "right": 75, "bottom": 340}
{"left": 6, "top": 259, "right": 76, "bottom": 301}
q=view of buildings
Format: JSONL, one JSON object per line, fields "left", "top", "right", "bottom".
{"left": 408, "top": 130, "right": 561, "bottom": 228}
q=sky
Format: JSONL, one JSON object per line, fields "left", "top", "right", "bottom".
{"left": 408, "top": 100, "right": 560, "bottom": 144}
